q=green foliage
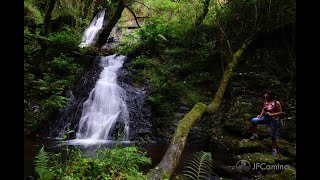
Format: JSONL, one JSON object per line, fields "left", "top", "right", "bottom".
{"left": 24, "top": 0, "right": 44, "bottom": 26}
{"left": 116, "top": 30, "right": 141, "bottom": 54}
{"left": 119, "top": 0, "right": 214, "bottom": 54}
{"left": 51, "top": 0, "right": 96, "bottom": 31}
{"left": 47, "top": 28, "right": 82, "bottom": 52}
{"left": 50, "top": 54, "right": 82, "bottom": 76}
{"left": 34, "top": 146, "right": 53, "bottom": 180}
{"left": 31, "top": 54, "right": 83, "bottom": 95}
{"left": 62, "top": 129, "right": 75, "bottom": 139}
{"left": 42, "top": 93, "right": 68, "bottom": 111}
{"left": 25, "top": 52, "right": 83, "bottom": 131}
{"left": 24, "top": 25, "right": 86, "bottom": 134}
{"left": 34, "top": 146, "right": 151, "bottom": 179}
{"left": 29, "top": 0, "right": 47, "bottom": 14}
{"left": 179, "top": 151, "right": 214, "bottom": 180}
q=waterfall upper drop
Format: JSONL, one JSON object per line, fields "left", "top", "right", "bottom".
{"left": 65, "top": 55, "right": 129, "bottom": 145}
{"left": 79, "top": 9, "right": 106, "bottom": 48}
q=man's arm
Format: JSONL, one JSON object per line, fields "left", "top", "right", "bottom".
{"left": 257, "top": 109, "right": 265, "bottom": 118}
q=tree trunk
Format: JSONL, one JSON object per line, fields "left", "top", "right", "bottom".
{"left": 43, "top": 0, "right": 56, "bottom": 36}
{"left": 195, "top": 0, "right": 211, "bottom": 27}
{"left": 207, "top": 35, "right": 254, "bottom": 113}
{"left": 96, "top": 0, "right": 128, "bottom": 48}
{"left": 146, "top": 35, "right": 254, "bottom": 179}
{"left": 146, "top": 103, "right": 208, "bottom": 179}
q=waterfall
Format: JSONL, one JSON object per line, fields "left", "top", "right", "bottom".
{"left": 62, "top": 55, "right": 130, "bottom": 145}
{"left": 79, "top": 9, "right": 106, "bottom": 48}
{"left": 54, "top": 10, "right": 152, "bottom": 146}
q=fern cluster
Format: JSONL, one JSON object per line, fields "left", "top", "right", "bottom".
{"left": 34, "top": 145, "right": 151, "bottom": 179}
{"left": 179, "top": 151, "right": 214, "bottom": 180}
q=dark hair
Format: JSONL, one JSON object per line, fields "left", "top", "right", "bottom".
{"left": 266, "top": 90, "right": 276, "bottom": 100}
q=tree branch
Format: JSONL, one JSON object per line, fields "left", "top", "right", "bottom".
{"left": 125, "top": 5, "right": 141, "bottom": 28}
{"left": 217, "top": 19, "right": 233, "bottom": 58}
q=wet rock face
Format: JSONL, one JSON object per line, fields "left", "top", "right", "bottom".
{"left": 118, "top": 60, "right": 154, "bottom": 141}
{"left": 111, "top": 121, "right": 126, "bottom": 140}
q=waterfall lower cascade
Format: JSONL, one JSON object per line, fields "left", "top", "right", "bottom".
{"left": 79, "top": 9, "right": 106, "bottom": 48}
{"left": 64, "top": 55, "right": 129, "bottom": 145}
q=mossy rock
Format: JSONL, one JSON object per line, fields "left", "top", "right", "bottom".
{"left": 275, "top": 155, "right": 292, "bottom": 164}
{"left": 257, "top": 124, "right": 270, "bottom": 137}
{"left": 262, "top": 167, "right": 296, "bottom": 180}
{"left": 238, "top": 139, "right": 263, "bottom": 153}
{"left": 236, "top": 152, "right": 291, "bottom": 169}
{"left": 224, "top": 118, "right": 270, "bottom": 137}
{"left": 224, "top": 117, "right": 249, "bottom": 135}
{"left": 262, "top": 138, "right": 296, "bottom": 160}
{"left": 236, "top": 152, "right": 275, "bottom": 164}
{"left": 223, "top": 96, "right": 269, "bottom": 137}
{"left": 211, "top": 133, "right": 239, "bottom": 153}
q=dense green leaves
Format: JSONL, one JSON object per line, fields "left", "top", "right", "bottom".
{"left": 24, "top": 0, "right": 44, "bottom": 26}
{"left": 34, "top": 146, "right": 151, "bottom": 179}
{"left": 24, "top": 6, "right": 86, "bottom": 134}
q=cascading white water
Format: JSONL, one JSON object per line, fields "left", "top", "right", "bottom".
{"left": 64, "top": 55, "right": 129, "bottom": 145}
{"left": 79, "top": 9, "right": 106, "bottom": 48}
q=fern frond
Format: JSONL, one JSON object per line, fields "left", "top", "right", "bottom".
{"left": 179, "top": 151, "right": 214, "bottom": 180}
{"left": 34, "top": 146, "right": 53, "bottom": 180}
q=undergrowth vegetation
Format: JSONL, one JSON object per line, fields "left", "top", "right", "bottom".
{"left": 34, "top": 145, "right": 151, "bottom": 180}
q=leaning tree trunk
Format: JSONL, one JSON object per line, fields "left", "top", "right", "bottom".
{"left": 43, "top": 0, "right": 56, "bottom": 36}
{"left": 146, "top": 35, "right": 254, "bottom": 179}
{"left": 96, "top": 0, "right": 128, "bottom": 48}
{"left": 195, "top": 0, "right": 211, "bottom": 27}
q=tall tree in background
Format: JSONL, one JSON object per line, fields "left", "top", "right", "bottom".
{"left": 43, "top": 0, "right": 56, "bottom": 35}
{"left": 195, "top": 0, "right": 211, "bottom": 27}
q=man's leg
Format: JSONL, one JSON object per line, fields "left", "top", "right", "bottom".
{"left": 270, "top": 119, "right": 280, "bottom": 156}
{"left": 250, "top": 116, "right": 268, "bottom": 139}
